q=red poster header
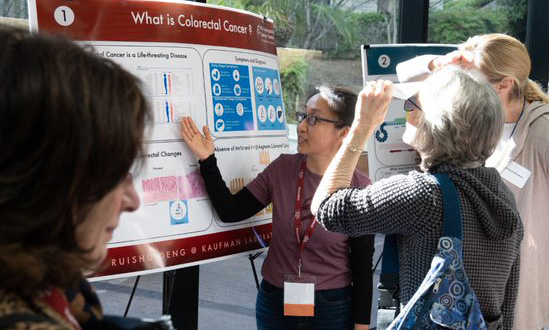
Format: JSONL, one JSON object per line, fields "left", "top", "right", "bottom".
{"left": 35, "top": 0, "right": 277, "bottom": 55}
{"left": 94, "top": 223, "right": 272, "bottom": 278}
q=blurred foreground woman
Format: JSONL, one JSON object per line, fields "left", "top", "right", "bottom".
{"left": 0, "top": 26, "right": 168, "bottom": 329}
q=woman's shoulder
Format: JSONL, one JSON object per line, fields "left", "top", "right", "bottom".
{"left": 0, "top": 289, "right": 68, "bottom": 329}
{"left": 351, "top": 168, "right": 372, "bottom": 187}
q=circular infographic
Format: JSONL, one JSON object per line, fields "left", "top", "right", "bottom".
{"left": 257, "top": 105, "right": 267, "bottom": 123}
{"left": 215, "top": 119, "right": 225, "bottom": 132}
{"left": 255, "top": 77, "right": 264, "bottom": 94}
{"left": 378, "top": 54, "right": 390, "bottom": 68}
{"left": 276, "top": 106, "right": 284, "bottom": 123}
{"left": 170, "top": 201, "right": 187, "bottom": 221}
{"left": 233, "top": 69, "right": 240, "bottom": 81}
{"left": 212, "top": 83, "right": 222, "bottom": 96}
{"left": 236, "top": 103, "right": 244, "bottom": 116}
{"left": 268, "top": 105, "right": 276, "bottom": 122}
{"left": 273, "top": 79, "right": 280, "bottom": 95}
{"left": 214, "top": 103, "right": 224, "bottom": 116}
{"left": 211, "top": 68, "right": 221, "bottom": 81}
{"left": 265, "top": 78, "right": 273, "bottom": 95}
{"left": 234, "top": 84, "right": 241, "bottom": 96}
{"left": 54, "top": 6, "right": 75, "bottom": 26}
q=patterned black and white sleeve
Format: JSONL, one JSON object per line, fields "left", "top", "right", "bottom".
{"left": 316, "top": 172, "right": 440, "bottom": 238}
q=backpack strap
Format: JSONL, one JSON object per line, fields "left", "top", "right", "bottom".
{"left": 379, "top": 173, "right": 462, "bottom": 309}
{"left": 432, "top": 173, "right": 462, "bottom": 239}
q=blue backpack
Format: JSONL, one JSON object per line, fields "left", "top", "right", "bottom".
{"left": 384, "top": 173, "right": 487, "bottom": 330}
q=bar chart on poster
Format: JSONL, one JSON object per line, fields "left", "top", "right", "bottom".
{"left": 29, "top": 0, "right": 289, "bottom": 279}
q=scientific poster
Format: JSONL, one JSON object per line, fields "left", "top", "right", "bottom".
{"left": 28, "top": 0, "right": 288, "bottom": 280}
{"left": 361, "top": 44, "right": 456, "bottom": 181}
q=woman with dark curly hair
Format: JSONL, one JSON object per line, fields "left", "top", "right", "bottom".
{"left": 0, "top": 25, "right": 151, "bottom": 329}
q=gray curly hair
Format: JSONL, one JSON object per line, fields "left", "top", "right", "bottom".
{"left": 414, "top": 65, "right": 504, "bottom": 170}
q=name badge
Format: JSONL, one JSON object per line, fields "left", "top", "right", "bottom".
{"left": 500, "top": 161, "right": 531, "bottom": 188}
{"left": 283, "top": 275, "right": 315, "bottom": 316}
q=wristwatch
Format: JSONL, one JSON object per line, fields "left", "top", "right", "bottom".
{"left": 346, "top": 143, "right": 359, "bottom": 153}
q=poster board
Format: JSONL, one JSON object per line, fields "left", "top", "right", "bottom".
{"left": 361, "top": 44, "right": 457, "bottom": 182}
{"left": 28, "top": 0, "right": 289, "bottom": 280}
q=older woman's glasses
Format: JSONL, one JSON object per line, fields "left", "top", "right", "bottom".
{"left": 403, "top": 96, "right": 422, "bottom": 112}
{"left": 296, "top": 112, "right": 342, "bottom": 126}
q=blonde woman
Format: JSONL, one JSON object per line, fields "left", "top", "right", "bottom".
{"left": 396, "top": 33, "right": 549, "bottom": 329}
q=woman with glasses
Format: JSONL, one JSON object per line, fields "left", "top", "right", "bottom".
{"left": 180, "top": 85, "right": 374, "bottom": 330}
{"left": 311, "top": 67, "right": 522, "bottom": 329}
{"left": 397, "top": 34, "right": 549, "bottom": 330}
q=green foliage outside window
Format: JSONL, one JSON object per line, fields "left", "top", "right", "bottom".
{"left": 428, "top": 0, "right": 528, "bottom": 43}
{"left": 279, "top": 58, "right": 309, "bottom": 124}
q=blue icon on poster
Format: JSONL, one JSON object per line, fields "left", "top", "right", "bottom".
{"left": 252, "top": 67, "right": 285, "bottom": 131}
{"left": 170, "top": 200, "right": 189, "bottom": 225}
{"left": 209, "top": 63, "right": 253, "bottom": 132}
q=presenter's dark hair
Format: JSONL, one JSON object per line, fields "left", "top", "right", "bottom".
{"left": 309, "top": 84, "right": 358, "bottom": 128}
{"left": 0, "top": 26, "right": 150, "bottom": 295}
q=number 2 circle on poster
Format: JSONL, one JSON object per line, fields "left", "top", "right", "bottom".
{"left": 268, "top": 105, "right": 276, "bottom": 123}
{"left": 232, "top": 69, "right": 240, "bottom": 81}
{"left": 236, "top": 103, "right": 244, "bottom": 116}
{"left": 257, "top": 105, "right": 267, "bottom": 123}
{"left": 214, "top": 103, "right": 224, "bottom": 116}
{"left": 378, "top": 54, "right": 390, "bottom": 68}
{"left": 215, "top": 119, "right": 225, "bottom": 132}
{"left": 255, "top": 77, "right": 264, "bottom": 94}
{"left": 54, "top": 6, "right": 75, "bottom": 26}
{"left": 170, "top": 201, "right": 187, "bottom": 221}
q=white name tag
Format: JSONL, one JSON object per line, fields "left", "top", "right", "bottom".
{"left": 283, "top": 276, "right": 315, "bottom": 316}
{"left": 500, "top": 161, "right": 531, "bottom": 188}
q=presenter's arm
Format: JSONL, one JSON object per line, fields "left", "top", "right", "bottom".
{"left": 180, "top": 117, "right": 266, "bottom": 222}
{"left": 199, "top": 155, "right": 266, "bottom": 222}
{"left": 350, "top": 234, "right": 374, "bottom": 329}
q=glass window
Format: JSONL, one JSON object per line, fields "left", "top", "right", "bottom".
{"left": 428, "top": 0, "right": 528, "bottom": 43}
{"left": 2, "top": 0, "right": 28, "bottom": 19}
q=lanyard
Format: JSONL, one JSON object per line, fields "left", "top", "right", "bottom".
{"left": 40, "top": 287, "right": 82, "bottom": 329}
{"left": 294, "top": 159, "right": 317, "bottom": 278}
{"left": 509, "top": 99, "right": 526, "bottom": 139}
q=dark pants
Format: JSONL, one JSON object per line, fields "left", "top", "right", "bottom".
{"left": 256, "top": 279, "right": 353, "bottom": 330}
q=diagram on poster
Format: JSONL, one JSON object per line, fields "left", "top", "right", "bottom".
{"left": 204, "top": 50, "right": 286, "bottom": 137}
{"left": 362, "top": 44, "right": 456, "bottom": 181}
{"left": 28, "top": 0, "right": 289, "bottom": 279}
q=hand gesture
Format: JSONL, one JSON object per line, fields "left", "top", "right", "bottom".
{"left": 355, "top": 80, "right": 393, "bottom": 129}
{"left": 179, "top": 116, "right": 214, "bottom": 161}
{"left": 430, "top": 50, "right": 474, "bottom": 71}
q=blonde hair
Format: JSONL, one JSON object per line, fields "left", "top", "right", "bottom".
{"left": 460, "top": 33, "right": 549, "bottom": 104}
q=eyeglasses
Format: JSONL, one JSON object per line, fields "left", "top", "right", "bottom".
{"left": 296, "top": 111, "right": 342, "bottom": 126}
{"left": 403, "top": 96, "right": 422, "bottom": 112}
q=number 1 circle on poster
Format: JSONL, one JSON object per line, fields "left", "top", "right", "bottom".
{"left": 378, "top": 54, "right": 390, "bottom": 68}
{"left": 54, "top": 6, "right": 75, "bottom": 26}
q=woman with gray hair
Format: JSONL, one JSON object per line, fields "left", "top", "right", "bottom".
{"left": 311, "top": 66, "right": 522, "bottom": 329}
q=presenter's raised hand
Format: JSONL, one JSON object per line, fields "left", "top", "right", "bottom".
{"left": 179, "top": 116, "right": 215, "bottom": 161}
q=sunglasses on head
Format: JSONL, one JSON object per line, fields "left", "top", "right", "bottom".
{"left": 403, "top": 95, "right": 422, "bottom": 112}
